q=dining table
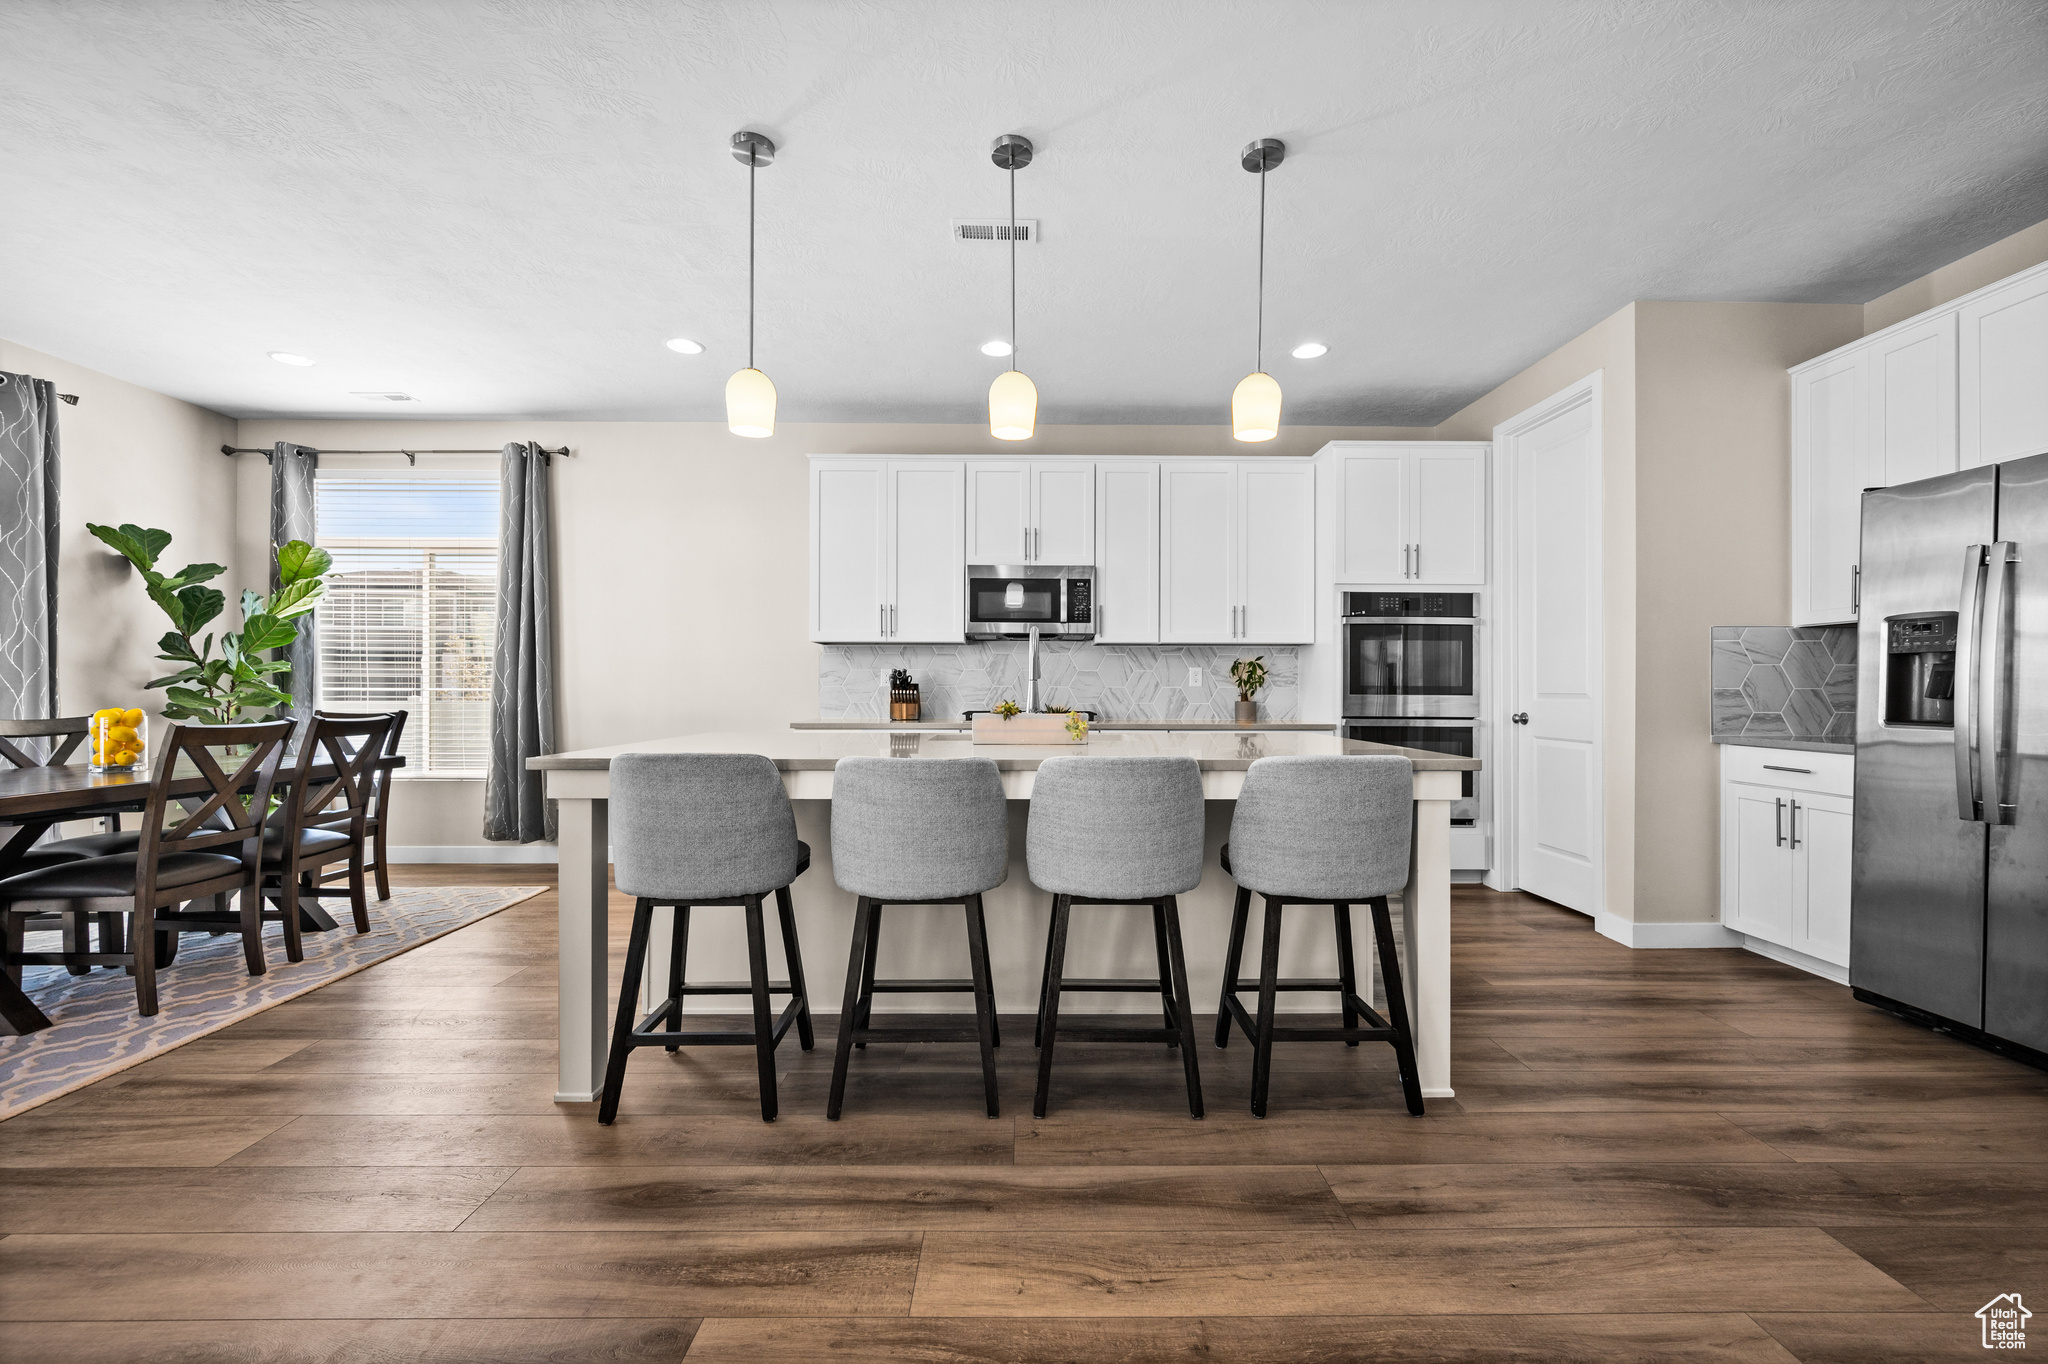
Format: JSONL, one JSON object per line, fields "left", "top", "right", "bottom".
{"left": 0, "top": 748, "right": 405, "bottom": 1035}
{"left": 533, "top": 727, "right": 1478, "bottom": 1107}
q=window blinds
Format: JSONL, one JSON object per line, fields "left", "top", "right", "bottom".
{"left": 314, "top": 474, "right": 500, "bottom": 776}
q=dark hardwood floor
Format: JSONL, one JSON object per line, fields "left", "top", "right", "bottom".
{"left": 4, "top": 868, "right": 2046, "bottom": 1362}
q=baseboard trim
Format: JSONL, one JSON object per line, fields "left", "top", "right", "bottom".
{"left": 1595, "top": 912, "right": 1745, "bottom": 950}
{"left": 1741, "top": 935, "right": 1850, "bottom": 984}
{"left": 391, "top": 844, "right": 560, "bottom": 865}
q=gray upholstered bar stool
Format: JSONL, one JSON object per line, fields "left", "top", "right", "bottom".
{"left": 827, "top": 756, "right": 1008, "bottom": 1119}
{"left": 1027, "top": 756, "right": 1206, "bottom": 1119}
{"left": 598, "top": 753, "right": 814, "bottom": 1126}
{"left": 1216, "top": 755, "right": 1424, "bottom": 1118}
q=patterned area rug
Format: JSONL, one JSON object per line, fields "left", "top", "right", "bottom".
{"left": 0, "top": 883, "right": 547, "bottom": 1119}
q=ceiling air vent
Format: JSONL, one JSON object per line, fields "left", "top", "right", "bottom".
{"left": 953, "top": 218, "right": 1039, "bottom": 243}
{"left": 349, "top": 392, "right": 417, "bottom": 402}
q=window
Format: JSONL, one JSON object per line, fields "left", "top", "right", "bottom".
{"left": 315, "top": 473, "right": 499, "bottom": 776}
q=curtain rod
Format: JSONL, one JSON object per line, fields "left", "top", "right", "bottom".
{"left": 220, "top": 444, "right": 572, "bottom": 463}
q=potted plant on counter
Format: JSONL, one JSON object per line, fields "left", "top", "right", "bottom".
{"left": 1230, "top": 655, "right": 1267, "bottom": 725}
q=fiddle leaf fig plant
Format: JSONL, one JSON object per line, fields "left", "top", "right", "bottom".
{"left": 88, "top": 522, "right": 331, "bottom": 723}
{"left": 1230, "top": 655, "right": 1268, "bottom": 702}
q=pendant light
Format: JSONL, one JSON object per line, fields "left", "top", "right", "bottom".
{"left": 726, "top": 130, "right": 777, "bottom": 438}
{"left": 988, "top": 133, "right": 1037, "bottom": 441}
{"left": 1232, "top": 137, "right": 1285, "bottom": 442}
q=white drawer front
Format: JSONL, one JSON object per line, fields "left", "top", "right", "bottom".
{"left": 1720, "top": 744, "right": 1853, "bottom": 797}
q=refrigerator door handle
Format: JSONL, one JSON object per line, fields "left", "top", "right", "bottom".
{"left": 1983, "top": 540, "right": 2020, "bottom": 825}
{"left": 1956, "top": 543, "right": 1988, "bottom": 822}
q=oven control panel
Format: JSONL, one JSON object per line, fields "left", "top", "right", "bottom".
{"left": 1343, "top": 591, "right": 1475, "bottom": 617}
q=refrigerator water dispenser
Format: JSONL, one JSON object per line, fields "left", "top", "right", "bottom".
{"left": 1883, "top": 613, "right": 1957, "bottom": 727}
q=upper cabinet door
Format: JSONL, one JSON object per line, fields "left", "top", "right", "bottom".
{"left": 1864, "top": 313, "right": 1958, "bottom": 489}
{"left": 1031, "top": 462, "right": 1095, "bottom": 565}
{"left": 888, "top": 461, "right": 964, "bottom": 642}
{"left": 1960, "top": 267, "right": 2048, "bottom": 469}
{"left": 1095, "top": 462, "right": 1159, "bottom": 643}
{"left": 1409, "top": 447, "right": 1486, "bottom": 584}
{"left": 1335, "top": 448, "right": 1407, "bottom": 583}
{"left": 1790, "top": 350, "right": 1866, "bottom": 625}
{"left": 812, "top": 461, "right": 888, "bottom": 642}
{"left": 964, "top": 462, "right": 1029, "bottom": 564}
{"left": 1158, "top": 463, "right": 1238, "bottom": 643}
{"left": 1238, "top": 462, "right": 1317, "bottom": 643}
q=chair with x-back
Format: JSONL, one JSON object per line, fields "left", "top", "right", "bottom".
{"left": 261, "top": 712, "right": 398, "bottom": 960}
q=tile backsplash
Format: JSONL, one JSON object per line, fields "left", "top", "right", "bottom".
{"left": 819, "top": 642, "right": 1299, "bottom": 723}
{"left": 1711, "top": 625, "right": 1856, "bottom": 742}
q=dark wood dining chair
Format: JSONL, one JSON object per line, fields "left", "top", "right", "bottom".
{"left": 261, "top": 712, "right": 398, "bottom": 961}
{"left": 312, "top": 709, "right": 407, "bottom": 901}
{"left": 0, "top": 720, "right": 294, "bottom": 1015}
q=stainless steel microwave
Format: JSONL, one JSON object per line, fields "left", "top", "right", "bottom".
{"left": 965, "top": 565, "right": 1095, "bottom": 639}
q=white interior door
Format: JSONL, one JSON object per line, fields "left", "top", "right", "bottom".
{"left": 1336, "top": 448, "right": 1407, "bottom": 583}
{"left": 812, "top": 460, "right": 887, "bottom": 641}
{"left": 1503, "top": 387, "right": 1602, "bottom": 913}
{"left": 965, "top": 462, "right": 1028, "bottom": 564}
{"left": 1409, "top": 446, "right": 1486, "bottom": 584}
{"left": 887, "top": 461, "right": 964, "bottom": 642}
{"left": 1159, "top": 462, "right": 1237, "bottom": 643}
{"left": 1031, "top": 462, "right": 1095, "bottom": 565}
{"left": 1095, "top": 462, "right": 1159, "bottom": 643}
{"left": 1237, "top": 461, "right": 1316, "bottom": 642}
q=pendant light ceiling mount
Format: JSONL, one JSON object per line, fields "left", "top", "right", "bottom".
{"left": 988, "top": 132, "right": 1038, "bottom": 442}
{"left": 725, "top": 129, "right": 777, "bottom": 438}
{"left": 1232, "top": 135, "right": 1287, "bottom": 443}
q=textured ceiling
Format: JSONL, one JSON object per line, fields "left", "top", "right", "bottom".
{"left": 2, "top": 0, "right": 2046, "bottom": 426}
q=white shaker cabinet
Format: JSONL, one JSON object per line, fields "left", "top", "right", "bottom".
{"left": 1328, "top": 442, "right": 1486, "bottom": 585}
{"left": 1959, "top": 266, "right": 2048, "bottom": 468}
{"left": 1094, "top": 461, "right": 1160, "bottom": 643}
{"left": 1789, "top": 351, "right": 1866, "bottom": 626}
{"left": 810, "top": 458, "right": 964, "bottom": 642}
{"left": 1719, "top": 745, "right": 1854, "bottom": 979}
{"left": 1864, "top": 312, "right": 1958, "bottom": 489}
{"left": 1158, "top": 460, "right": 1317, "bottom": 644}
{"left": 964, "top": 460, "right": 1095, "bottom": 565}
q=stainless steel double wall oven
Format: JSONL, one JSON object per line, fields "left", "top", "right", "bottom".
{"left": 1341, "top": 591, "right": 1480, "bottom": 827}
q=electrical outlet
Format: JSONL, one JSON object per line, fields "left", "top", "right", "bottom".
{"left": 1187, "top": 667, "right": 1202, "bottom": 687}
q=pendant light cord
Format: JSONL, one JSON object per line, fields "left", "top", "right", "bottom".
{"left": 748, "top": 153, "right": 756, "bottom": 371}
{"left": 1256, "top": 159, "right": 1266, "bottom": 374}
{"left": 1009, "top": 161, "right": 1018, "bottom": 368}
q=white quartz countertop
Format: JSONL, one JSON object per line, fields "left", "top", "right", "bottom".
{"left": 530, "top": 728, "right": 1480, "bottom": 773}
{"left": 790, "top": 720, "right": 1333, "bottom": 732}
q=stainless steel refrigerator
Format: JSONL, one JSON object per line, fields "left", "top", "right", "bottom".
{"left": 1854, "top": 450, "right": 2048, "bottom": 1058}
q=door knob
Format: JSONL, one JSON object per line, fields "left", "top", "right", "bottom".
{"left": 1511, "top": 712, "right": 1529, "bottom": 725}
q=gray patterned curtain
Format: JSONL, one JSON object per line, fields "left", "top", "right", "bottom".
{"left": 0, "top": 372, "right": 60, "bottom": 722}
{"left": 269, "top": 442, "right": 319, "bottom": 719}
{"left": 484, "top": 441, "right": 557, "bottom": 842}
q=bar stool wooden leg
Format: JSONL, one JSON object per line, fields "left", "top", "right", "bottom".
{"left": 1250, "top": 894, "right": 1284, "bottom": 1118}
{"left": 598, "top": 897, "right": 655, "bottom": 1125}
{"left": 1162, "top": 895, "right": 1204, "bottom": 1119}
{"left": 827, "top": 898, "right": 872, "bottom": 1120}
{"left": 1370, "top": 895, "right": 1426, "bottom": 1116}
{"left": 963, "top": 894, "right": 1001, "bottom": 1118}
{"left": 665, "top": 905, "right": 690, "bottom": 1053}
{"left": 1334, "top": 902, "right": 1360, "bottom": 1045}
{"left": 1215, "top": 885, "right": 1251, "bottom": 1049}
{"left": 1033, "top": 901, "right": 1059, "bottom": 1048}
{"left": 743, "top": 894, "right": 779, "bottom": 1123}
{"left": 1032, "top": 894, "right": 1072, "bottom": 1119}
{"left": 853, "top": 905, "right": 882, "bottom": 1050}
{"left": 1151, "top": 902, "right": 1179, "bottom": 1048}
{"left": 775, "top": 886, "right": 815, "bottom": 1052}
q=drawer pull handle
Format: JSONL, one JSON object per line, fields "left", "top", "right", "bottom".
{"left": 1762, "top": 765, "right": 1812, "bottom": 774}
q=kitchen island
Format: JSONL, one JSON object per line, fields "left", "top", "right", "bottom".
{"left": 533, "top": 729, "right": 1477, "bottom": 1107}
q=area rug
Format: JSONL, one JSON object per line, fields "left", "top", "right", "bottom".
{"left": 0, "top": 883, "right": 547, "bottom": 1119}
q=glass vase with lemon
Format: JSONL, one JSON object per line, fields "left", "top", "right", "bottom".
{"left": 90, "top": 707, "right": 149, "bottom": 774}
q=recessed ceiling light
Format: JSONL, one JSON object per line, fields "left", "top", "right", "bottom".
{"left": 1291, "top": 342, "right": 1328, "bottom": 359}
{"left": 268, "top": 351, "right": 315, "bottom": 366}
{"left": 981, "top": 340, "right": 1013, "bottom": 357}
{"left": 665, "top": 337, "right": 704, "bottom": 354}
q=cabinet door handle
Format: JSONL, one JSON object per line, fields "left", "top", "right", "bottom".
{"left": 1762, "top": 765, "right": 1812, "bottom": 774}
{"left": 1789, "top": 799, "right": 1801, "bottom": 850}
{"left": 1851, "top": 564, "right": 1860, "bottom": 613}
{"left": 1775, "top": 797, "right": 1785, "bottom": 847}
{"left": 879, "top": 604, "right": 886, "bottom": 637}
{"left": 1413, "top": 544, "right": 1422, "bottom": 579}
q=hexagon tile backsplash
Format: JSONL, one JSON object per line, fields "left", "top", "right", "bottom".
{"left": 819, "top": 643, "right": 1300, "bottom": 723}
{"left": 1711, "top": 625, "right": 1856, "bottom": 743}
